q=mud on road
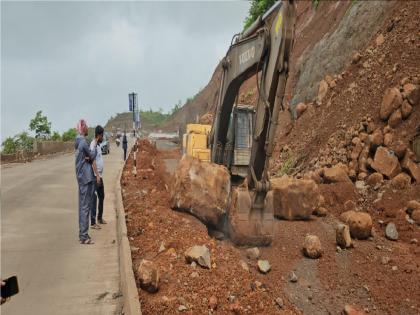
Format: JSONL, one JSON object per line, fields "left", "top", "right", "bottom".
{"left": 122, "top": 140, "right": 419, "bottom": 315}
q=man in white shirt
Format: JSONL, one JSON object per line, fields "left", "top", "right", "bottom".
{"left": 90, "top": 125, "right": 106, "bottom": 229}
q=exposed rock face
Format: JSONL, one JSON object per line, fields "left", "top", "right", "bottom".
{"left": 380, "top": 88, "right": 402, "bottom": 120}
{"left": 323, "top": 164, "right": 351, "bottom": 183}
{"left": 137, "top": 259, "right": 160, "bottom": 293}
{"left": 371, "top": 146, "right": 401, "bottom": 178}
{"left": 185, "top": 245, "right": 211, "bottom": 269}
{"left": 336, "top": 224, "right": 353, "bottom": 249}
{"left": 339, "top": 211, "right": 372, "bottom": 239}
{"left": 170, "top": 156, "right": 230, "bottom": 227}
{"left": 270, "top": 176, "right": 321, "bottom": 220}
{"left": 302, "top": 235, "right": 322, "bottom": 259}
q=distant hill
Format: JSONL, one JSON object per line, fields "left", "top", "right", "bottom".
{"left": 105, "top": 110, "right": 170, "bottom": 134}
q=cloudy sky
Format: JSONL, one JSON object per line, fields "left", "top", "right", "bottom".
{"left": 1, "top": 1, "right": 249, "bottom": 140}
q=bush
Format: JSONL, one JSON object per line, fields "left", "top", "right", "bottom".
{"left": 2, "top": 137, "right": 17, "bottom": 154}
{"left": 62, "top": 128, "right": 77, "bottom": 142}
{"left": 244, "top": 0, "right": 276, "bottom": 30}
{"left": 51, "top": 131, "right": 61, "bottom": 141}
{"left": 1, "top": 132, "right": 34, "bottom": 154}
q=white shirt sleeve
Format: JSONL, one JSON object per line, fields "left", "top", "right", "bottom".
{"left": 89, "top": 140, "right": 95, "bottom": 151}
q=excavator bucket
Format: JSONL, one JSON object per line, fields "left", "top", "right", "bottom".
{"left": 228, "top": 186, "right": 274, "bottom": 246}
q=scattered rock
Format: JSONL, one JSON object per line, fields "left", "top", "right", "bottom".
{"left": 384, "top": 132, "right": 393, "bottom": 147}
{"left": 275, "top": 297, "right": 284, "bottom": 309}
{"left": 380, "top": 88, "right": 402, "bottom": 121}
{"left": 371, "top": 146, "right": 401, "bottom": 178}
{"left": 388, "top": 140, "right": 407, "bottom": 159}
{"left": 324, "top": 164, "right": 351, "bottom": 183}
{"left": 391, "top": 172, "right": 411, "bottom": 189}
{"left": 158, "top": 242, "right": 166, "bottom": 253}
{"left": 351, "top": 52, "right": 362, "bottom": 64}
{"left": 401, "top": 101, "right": 413, "bottom": 119}
{"left": 257, "top": 260, "right": 271, "bottom": 274}
{"left": 370, "top": 130, "right": 383, "bottom": 148}
{"left": 366, "top": 172, "right": 383, "bottom": 186}
{"left": 336, "top": 224, "right": 353, "bottom": 249}
{"left": 317, "top": 80, "right": 329, "bottom": 103}
{"left": 246, "top": 247, "right": 260, "bottom": 260}
{"left": 185, "top": 245, "right": 211, "bottom": 269}
{"left": 240, "top": 260, "right": 249, "bottom": 272}
{"left": 403, "top": 83, "right": 420, "bottom": 106}
{"left": 178, "top": 305, "right": 188, "bottom": 312}
{"left": 375, "top": 33, "right": 385, "bottom": 46}
{"left": 303, "top": 235, "right": 322, "bottom": 259}
{"left": 339, "top": 211, "right": 372, "bottom": 239}
{"left": 412, "top": 210, "right": 420, "bottom": 225}
{"left": 271, "top": 176, "right": 321, "bottom": 220}
{"left": 313, "top": 207, "right": 327, "bottom": 217}
{"left": 406, "top": 200, "right": 420, "bottom": 214}
{"left": 388, "top": 109, "right": 402, "bottom": 128}
{"left": 344, "top": 304, "right": 367, "bottom": 315}
{"left": 209, "top": 295, "right": 218, "bottom": 310}
{"left": 401, "top": 153, "right": 420, "bottom": 182}
{"left": 137, "top": 259, "right": 160, "bottom": 293}
{"left": 381, "top": 256, "right": 391, "bottom": 265}
{"left": 289, "top": 272, "right": 298, "bottom": 283}
{"left": 296, "top": 102, "right": 308, "bottom": 118}
{"left": 385, "top": 222, "right": 399, "bottom": 241}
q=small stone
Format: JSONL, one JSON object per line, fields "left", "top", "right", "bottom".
{"left": 240, "top": 260, "right": 249, "bottom": 272}
{"left": 185, "top": 245, "right": 211, "bottom": 269}
{"left": 336, "top": 224, "right": 353, "bottom": 249}
{"left": 137, "top": 259, "right": 160, "bottom": 293}
{"left": 340, "top": 211, "right": 372, "bottom": 239}
{"left": 351, "top": 52, "right": 362, "bottom": 64}
{"left": 178, "top": 305, "right": 188, "bottom": 312}
{"left": 344, "top": 304, "right": 367, "bottom": 315}
{"left": 158, "top": 242, "right": 166, "bottom": 253}
{"left": 296, "top": 103, "right": 308, "bottom": 118}
{"left": 375, "top": 34, "right": 385, "bottom": 46}
{"left": 190, "top": 271, "right": 199, "bottom": 278}
{"left": 391, "top": 266, "right": 398, "bottom": 271}
{"left": 317, "top": 80, "right": 329, "bottom": 103}
{"left": 303, "top": 235, "right": 322, "bottom": 259}
{"left": 391, "top": 172, "right": 411, "bottom": 189}
{"left": 403, "top": 83, "right": 420, "bottom": 106}
{"left": 209, "top": 295, "right": 218, "bottom": 310}
{"left": 410, "top": 238, "right": 418, "bottom": 244}
{"left": 313, "top": 207, "right": 327, "bottom": 217}
{"left": 381, "top": 256, "right": 390, "bottom": 265}
{"left": 290, "top": 272, "right": 298, "bottom": 283}
{"left": 385, "top": 222, "right": 399, "bottom": 241}
{"left": 246, "top": 247, "right": 260, "bottom": 260}
{"left": 257, "top": 260, "right": 271, "bottom": 274}
{"left": 366, "top": 172, "right": 383, "bottom": 186}
{"left": 275, "top": 297, "right": 284, "bottom": 309}
{"left": 380, "top": 88, "right": 402, "bottom": 121}
{"left": 388, "top": 109, "right": 402, "bottom": 128}
{"left": 411, "top": 210, "right": 420, "bottom": 225}
{"left": 401, "top": 101, "right": 413, "bottom": 119}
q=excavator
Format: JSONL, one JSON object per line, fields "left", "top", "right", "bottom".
{"left": 208, "top": 0, "right": 296, "bottom": 246}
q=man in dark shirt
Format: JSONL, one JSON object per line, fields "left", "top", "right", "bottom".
{"left": 75, "top": 119, "right": 97, "bottom": 244}
{"left": 122, "top": 132, "right": 128, "bottom": 161}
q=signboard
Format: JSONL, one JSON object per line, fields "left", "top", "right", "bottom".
{"left": 129, "top": 93, "right": 137, "bottom": 112}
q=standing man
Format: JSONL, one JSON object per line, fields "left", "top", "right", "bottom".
{"left": 90, "top": 125, "right": 107, "bottom": 228}
{"left": 122, "top": 132, "right": 128, "bottom": 161}
{"left": 75, "top": 119, "right": 97, "bottom": 245}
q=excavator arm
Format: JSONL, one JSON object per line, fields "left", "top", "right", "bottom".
{"left": 210, "top": 0, "right": 296, "bottom": 246}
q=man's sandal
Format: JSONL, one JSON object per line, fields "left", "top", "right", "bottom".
{"left": 80, "top": 238, "right": 94, "bottom": 245}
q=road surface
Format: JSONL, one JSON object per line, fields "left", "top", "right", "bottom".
{"left": 1, "top": 142, "right": 128, "bottom": 315}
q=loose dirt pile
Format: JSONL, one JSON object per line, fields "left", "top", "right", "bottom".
{"left": 122, "top": 140, "right": 299, "bottom": 314}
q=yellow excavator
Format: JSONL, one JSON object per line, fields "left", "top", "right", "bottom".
{"left": 182, "top": 0, "right": 296, "bottom": 246}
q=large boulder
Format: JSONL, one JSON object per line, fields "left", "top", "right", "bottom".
{"left": 170, "top": 156, "right": 230, "bottom": 227}
{"left": 323, "top": 164, "right": 351, "bottom": 183}
{"left": 137, "top": 260, "right": 160, "bottom": 293}
{"left": 371, "top": 146, "right": 401, "bottom": 178}
{"left": 339, "top": 211, "right": 372, "bottom": 239}
{"left": 270, "top": 176, "right": 321, "bottom": 220}
{"left": 380, "top": 88, "right": 402, "bottom": 120}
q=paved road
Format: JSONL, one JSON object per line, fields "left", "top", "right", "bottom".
{"left": 1, "top": 142, "right": 128, "bottom": 315}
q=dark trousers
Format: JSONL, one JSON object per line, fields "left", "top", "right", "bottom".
{"left": 79, "top": 181, "right": 95, "bottom": 241}
{"left": 91, "top": 178, "right": 105, "bottom": 224}
{"left": 123, "top": 147, "right": 127, "bottom": 161}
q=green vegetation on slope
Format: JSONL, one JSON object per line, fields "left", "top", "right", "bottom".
{"left": 244, "top": 0, "right": 276, "bottom": 30}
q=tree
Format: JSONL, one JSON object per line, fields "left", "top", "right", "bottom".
{"left": 2, "top": 137, "right": 17, "bottom": 154}
{"left": 62, "top": 128, "right": 77, "bottom": 142}
{"left": 29, "top": 110, "right": 51, "bottom": 139}
{"left": 16, "top": 132, "right": 34, "bottom": 151}
{"left": 244, "top": 0, "right": 277, "bottom": 30}
{"left": 51, "top": 131, "right": 61, "bottom": 141}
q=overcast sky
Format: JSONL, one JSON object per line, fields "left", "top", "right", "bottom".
{"left": 1, "top": 1, "right": 249, "bottom": 140}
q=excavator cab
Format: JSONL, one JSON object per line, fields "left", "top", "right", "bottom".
{"left": 225, "top": 105, "right": 255, "bottom": 179}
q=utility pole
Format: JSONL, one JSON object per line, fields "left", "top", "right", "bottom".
{"left": 129, "top": 92, "right": 140, "bottom": 137}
